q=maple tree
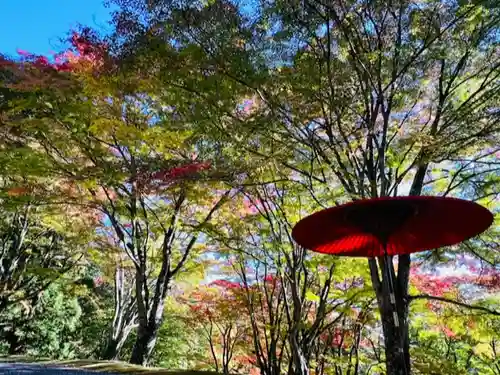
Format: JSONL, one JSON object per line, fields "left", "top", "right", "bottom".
{"left": 0, "top": 47, "right": 97, "bottom": 321}
{"left": 203, "top": 181, "right": 379, "bottom": 375}
{"left": 0, "top": 0, "right": 499, "bottom": 373}
{"left": 409, "top": 260, "right": 500, "bottom": 375}
{"left": 1, "top": 30, "right": 239, "bottom": 365}
{"left": 106, "top": 0, "right": 500, "bottom": 373}
{"left": 183, "top": 281, "right": 249, "bottom": 374}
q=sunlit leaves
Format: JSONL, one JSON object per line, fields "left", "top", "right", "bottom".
{"left": 1, "top": 0, "right": 499, "bottom": 370}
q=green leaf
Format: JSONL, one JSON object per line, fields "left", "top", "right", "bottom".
{"left": 305, "top": 291, "right": 320, "bottom": 302}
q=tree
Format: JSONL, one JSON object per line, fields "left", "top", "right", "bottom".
{"left": 100, "top": 252, "right": 138, "bottom": 360}
{"left": 184, "top": 281, "right": 249, "bottom": 374}
{"left": 2, "top": 31, "right": 241, "bottom": 365}
{"left": 107, "top": 0, "right": 500, "bottom": 373}
{"left": 384, "top": 247, "right": 500, "bottom": 374}
{"left": 207, "top": 181, "right": 377, "bottom": 375}
{"left": 0, "top": 281, "right": 83, "bottom": 358}
{"left": 0, "top": 203, "right": 87, "bottom": 315}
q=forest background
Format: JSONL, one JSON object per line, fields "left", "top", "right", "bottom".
{"left": 0, "top": 0, "right": 499, "bottom": 374}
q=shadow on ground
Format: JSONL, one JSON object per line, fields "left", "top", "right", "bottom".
{"left": 0, "top": 357, "right": 226, "bottom": 375}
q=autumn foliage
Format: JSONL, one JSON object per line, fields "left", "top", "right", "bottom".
{"left": 0, "top": 0, "right": 499, "bottom": 374}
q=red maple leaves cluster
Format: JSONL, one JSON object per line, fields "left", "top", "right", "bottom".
{"left": 411, "top": 272, "right": 454, "bottom": 297}
{"left": 54, "top": 31, "right": 107, "bottom": 72}
{"left": 410, "top": 263, "right": 499, "bottom": 339}
{"left": 185, "top": 279, "right": 247, "bottom": 323}
{"left": 150, "top": 161, "right": 211, "bottom": 181}
{"left": 135, "top": 161, "right": 212, "bottom": 193}
{"left": 411, "top": 266, "right": 500, "bottom": 297}
{"left": 262, "top": 274, "right": 278, "bottom": 285}
{"left": 15, "top": 50, "right": 52, "bottom": 69}
{"left": 209, "top": 279, "right": 241, "bottom": 289}
{"left": 8, "top": 29, "right": 107, "bottom": 77}
{"left": 1, "top": 30, "right": 108, "bottom": 94}
{"left": 319, "top": 327, "right": 361, "bottom": 350}
{"left": 93, "top": 276, "right": 105, "bottom": 287}
{"left": 241, "top": 197, "right": 260, "bottom": 216}
{"left": 441, "top": 326, "right": 456, "bottom": 338}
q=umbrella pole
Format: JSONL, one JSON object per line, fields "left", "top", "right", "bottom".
{"left": 383, "top": 250, "right": 399, "bottom": 328}
{"left": 383, "top": 245, "right": 408, "bottom": 375}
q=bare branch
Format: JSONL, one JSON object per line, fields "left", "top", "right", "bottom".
{"left": 409, "top": 294, "right": 500, "bottom": 316}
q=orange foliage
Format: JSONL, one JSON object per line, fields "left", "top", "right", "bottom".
{"left": 6, "top": 186, "right": 30, "bottom": 197}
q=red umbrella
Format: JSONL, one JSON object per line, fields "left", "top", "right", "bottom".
{"left": 292, "top": 196, "right": 493, "bottom": 375}
{"left": 292, "top": 196, "right": 493, "bottom": 257}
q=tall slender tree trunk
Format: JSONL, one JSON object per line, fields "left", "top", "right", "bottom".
{"left": 129, "top": 263, "right": 168, "bottom": 365}
{"left": 0, "top": 297, "right": 7, "bottom": 313}
{"left": 129, "top": 324, "right": 159, "bottom": 365}
{"left": 101, "top": 263, "right": 136, "bottom": 360}
{"left": 380, "top": 298, "right": 410, "bottom": 375}
{"left": 371, "top": 255, "right": 411, "bottom": 375}
{"left": 290, "top": 335, "right": 309, "bottom": 375}
{"left": 126, "top": 189, "right": 228, "bottom": 366}
{"left": 102, "top": 337, "right": 122, "bottom": 360}
{"left": 371, "top": 161, "right": 426, "bottom": 375}
{"left": 101, "top": 338, "right": 120, "bottom": 361}
{"left": 101, "top": 324, "right": 134, "bottom": 360}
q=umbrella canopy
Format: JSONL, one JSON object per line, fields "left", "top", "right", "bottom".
{"left": 292, "top": 196, "right": 493, "bottom": 257}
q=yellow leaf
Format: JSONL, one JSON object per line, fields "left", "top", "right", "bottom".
{"left": 305, "top": 290, "right": 320, "bottom": 302}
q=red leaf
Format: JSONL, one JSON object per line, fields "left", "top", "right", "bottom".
{"left": 442, "top": 326, "right": 456, "bottom": 338}
{"left": 34, "top": 56, "right": 49, "bottom": 67}
{"left": 209, "top": 279, "right": 241, "bottom": 289}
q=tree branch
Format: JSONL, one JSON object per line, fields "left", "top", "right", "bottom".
{"left": 409, "top": 294, "right": 500, "bottom": 316}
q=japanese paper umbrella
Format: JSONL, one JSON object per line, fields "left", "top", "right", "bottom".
{"left": 291, "top": 196, "right": 494, "bottom": 257}
{"left": 292, "top": 196, "right": 493, "bottom": 375}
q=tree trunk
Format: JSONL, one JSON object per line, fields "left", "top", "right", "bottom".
{"left": 101, "top": 325, "right": 133, "bottom": 360}
{"left": 290, "top": 336, "right": 309, "bottom": 375}
{"left": 101, "top": 337, "right": 121, "bottom": 360}
{"left": 129, "top": 262, "right": 166, "bottom": 366}
{"left": 380, "top": 300, "right": 410, "bottom": 375}
{"left": 6, "top": 329, "right": 23, "bottom": 355}
{"left": 372, "top": 256, "right": 411, "bottom": 375}
{"left": 129, "top": 324, "right": 158, "bottom": 365}
{"left": 101, "top": 262, "right": 136, "bottom": 360}
{"left": 0, "top": 297, "right": 7, "bottom": 313}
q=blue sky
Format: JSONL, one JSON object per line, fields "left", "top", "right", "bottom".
{"left": 0, "top": 0, "right": 114, "bottom": 57}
